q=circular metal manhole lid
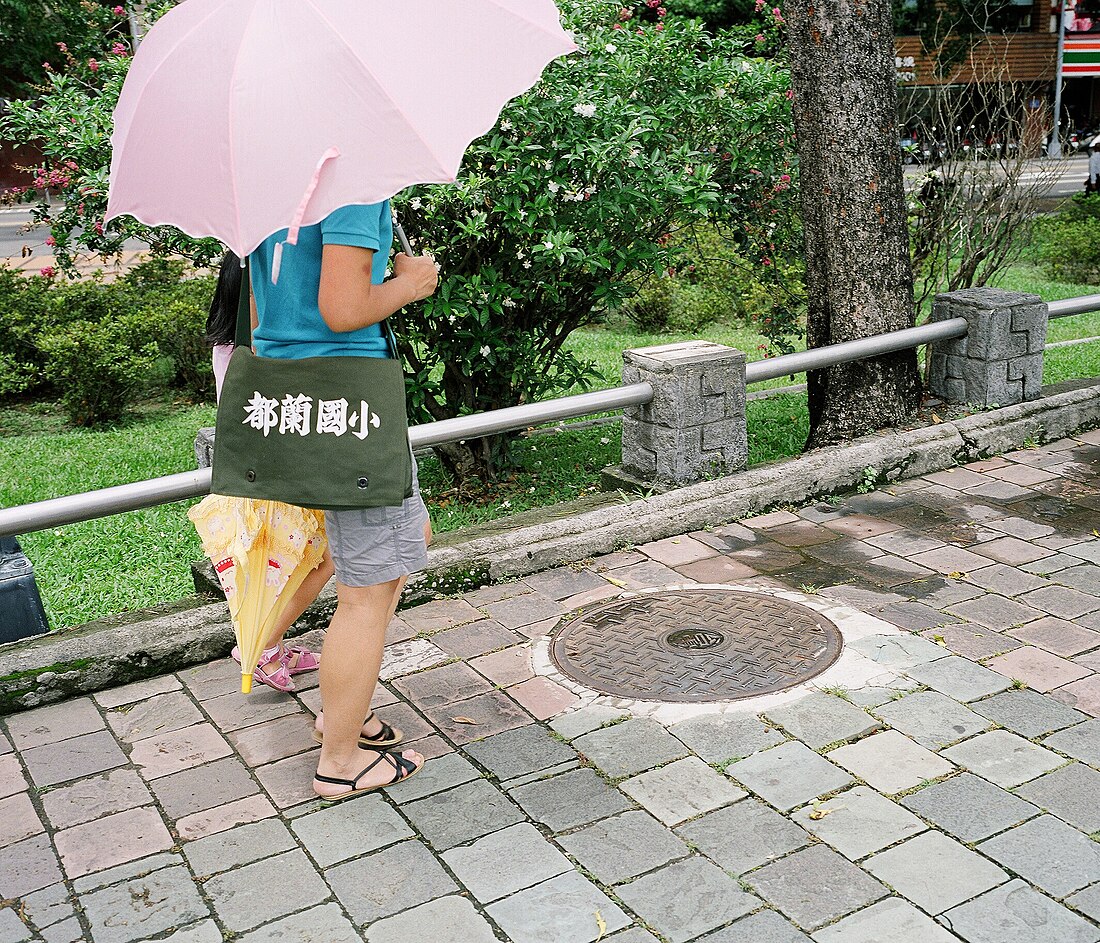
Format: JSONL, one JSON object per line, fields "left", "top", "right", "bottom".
{"left": 550, "top": 588, "right": 843, "bottom": 703}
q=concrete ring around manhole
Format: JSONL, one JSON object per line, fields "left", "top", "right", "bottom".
{"left": 532, "top": 583, "right": 914, "bottom": 721}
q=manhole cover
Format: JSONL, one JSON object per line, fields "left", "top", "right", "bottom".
{"left": 549, "top": 588, "right": 843, "bottom": 702}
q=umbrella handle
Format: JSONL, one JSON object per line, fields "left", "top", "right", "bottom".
{"left": 394, "top": 218, "right": 414, "bottom": 256}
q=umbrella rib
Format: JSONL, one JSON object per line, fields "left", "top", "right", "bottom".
{"left": 227, "top": 0, "right": 268, "bottom": 256}
{"left": 300, "top": 0, "right": 454, "bottom": 180}
{"left": 478, "top": 0, "right": 576, "bottom": 47}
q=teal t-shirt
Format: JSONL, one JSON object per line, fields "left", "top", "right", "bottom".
{"left": 249, "top": 201, "right": 393, "bottom": 360}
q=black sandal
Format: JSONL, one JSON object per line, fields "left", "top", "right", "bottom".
{"left": 314, "top": 750, "right": 422, "bottom": 803}
{"left": 312, "top": 711, "right": 403, "bottom": 749}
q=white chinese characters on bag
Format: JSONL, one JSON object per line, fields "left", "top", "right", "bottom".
{"left": 242, "top": 392, "right": 381, "bottom": 440}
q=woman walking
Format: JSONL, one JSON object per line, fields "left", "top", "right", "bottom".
{"left": 247, "top": 202, "right": 438, "bottom": 799}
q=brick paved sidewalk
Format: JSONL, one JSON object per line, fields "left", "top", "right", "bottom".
{"left": 1, "top": 430, "right": 1100, "bottom": 942}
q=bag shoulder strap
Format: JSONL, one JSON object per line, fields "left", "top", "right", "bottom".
{"left": 234, "top": 258, "right": 252, "bottom": 349}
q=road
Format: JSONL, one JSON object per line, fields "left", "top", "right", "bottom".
{"left": 0, "top": 154, "right": 1091, "bottom": 263}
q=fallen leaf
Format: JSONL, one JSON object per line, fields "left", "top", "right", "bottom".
{"left": 595, "top": 910, "right": 607, "bottom": 941}
{"left": 605, "top": 577, "right": 628, "bottom": 588}
{"left": 671, "top": 539, "right": 681, "bottom": 544}
{"left": 451, "top": 716, "right": 479, "bottom": 725}
{"left": 932, "top": 634, "right": 947, "bottom": 646}
{"left": 808, "top": 806, "right": 833, "bottom": 820}
{"left": 931, "top": 412, "right": 943, "bottom": 423}
{"left": 947, "top": 571, "right": 966, "bottom": 580}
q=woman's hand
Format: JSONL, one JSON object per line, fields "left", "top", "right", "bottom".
{"left": 394, "top": 253, "right": 439, "bottom": 304}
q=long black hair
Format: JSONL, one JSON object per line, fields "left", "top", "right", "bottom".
{"left": 206, "top": 250, "right": 242, "bottom": 346}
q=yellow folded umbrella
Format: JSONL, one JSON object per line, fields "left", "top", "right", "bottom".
{"left": 189, "top": 495, "right": 326, "bottom": 693}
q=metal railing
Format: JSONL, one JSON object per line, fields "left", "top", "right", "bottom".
{"left": 2, "top": 293, "right": 1099, "bottom": 541}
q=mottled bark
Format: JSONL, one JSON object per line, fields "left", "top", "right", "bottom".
{"left": 786, "top": 0, "right": 921, "bottom": 448}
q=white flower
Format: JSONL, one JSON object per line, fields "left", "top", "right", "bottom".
{"left": 523, "top": 260, "right": 532, "bottom": 269}
{"left": 714, "top": 87, "right": 727, "bottom": 98}
{"left": 409, "top": 197, "right": 422, "bottom": 210}
{"left": 573, "top": 102, "right": 597, "bottom": 118}
{"left": 543, "top": 240, "right": 554, "bottom": 250}
{"left": 502, "top": 298, "right": 516, "bottom": 308}
{"left": 547, "top": 181, "right": 561, "bottom": 193}
{"left": 479, "top": 345, "right": 491, "bottom": 357}
{"left": 500, "top": 119, "right": 513, "bottom": 131}
{"left": 605, "top": 43, "right": 618, "bottom": 52}
{"left": 600, "top": 437, "right": 610, "bottom": 445}
{"left": 447, "top": 314, "right": 456, "bottom": 324}
{"left": 500, "top": 499, "right": 511, "bottom": 508}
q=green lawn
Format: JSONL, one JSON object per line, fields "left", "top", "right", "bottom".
{"left": 3, "top": 264, "right": 1099, "bottom": 629}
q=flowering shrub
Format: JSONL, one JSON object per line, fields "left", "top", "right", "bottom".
{"left": 395, "top": 0, "right": 795, "bottom": 477}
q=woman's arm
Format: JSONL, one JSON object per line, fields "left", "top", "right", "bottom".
{"left": 318, "top": 245, "right": 438, "bottom": 333}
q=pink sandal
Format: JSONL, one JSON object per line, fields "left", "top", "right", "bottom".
{"left": 282, "top": 645, "right": 320, "bottom": 675}
{"left": 231, "top": 645, "right": 295, "bottom": 693}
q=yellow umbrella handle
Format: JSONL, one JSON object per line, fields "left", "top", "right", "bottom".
{"left": 241, "top": 673, "right": 253, "bottom": 694}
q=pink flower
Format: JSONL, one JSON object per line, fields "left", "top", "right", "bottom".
{"left": 762, "top": 257, "right": 773, "bottom": 266}
{"left": 111, "top": 42, "right": 127, "bottom": 55}
{"left": 88, "top": 58, "right": 99, "bottom": 71}
{"left": 657, "top": 6, "right": 667, "bottom": 15}
{"left": 619, "top": 6, "right": 632, "bottom": 18}
{"left": 754, "top": 33, "right": 765, "bottom": 42}
{"left": 637, "top": 26, "right": 644, "bottom": 33}
{"left": 647, "top": 0, "right": 660, "bottom": 7}
{"left": 655, "top": 22, "right": 664, "bottom": 29}
{"left": 755, "top": 0, "right": 766, "bottom": 10}
{"left": 45, "top": 236, "right": 56, "bottom": 247}
{"left": 42, "top": 62, "right": 52, "bottom": 71}
{"left": 56, "top": 42, "right": 68, "bottom": 52}
{"left": 113, "top": 5, "right": 125, "bottom": 13}
{"left": 39, "top": 266, "right": 57, "bottom": 279}
{"left": 613, "top": 22, "right": 622, "bottom": 28}
{"left": 94, "top": 220, "right": 104, "bottom": 235}
{"left": 779, "top": 173, "right": 791, "bottom": 182}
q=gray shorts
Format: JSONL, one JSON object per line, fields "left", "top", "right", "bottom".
{"left": 324, "top": 459, "right": 430, "bottom": 588}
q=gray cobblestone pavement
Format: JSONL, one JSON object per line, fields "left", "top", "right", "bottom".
{"left": 1, "top": 430, "right": 1100, "bottom": 941}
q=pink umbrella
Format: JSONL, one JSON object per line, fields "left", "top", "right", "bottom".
{"left": 105, "top": 0, "right": 575, "bottom": 266}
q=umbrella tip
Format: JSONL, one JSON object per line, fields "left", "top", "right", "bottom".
{"left": 241, "top": 673, "right": 253, "bottom": 694}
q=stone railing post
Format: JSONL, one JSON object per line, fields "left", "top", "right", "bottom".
{"left": 927, "top": 288, "right": 1047, "bottom": 407}
{"left": 605, "top": 340, "right": 747, "bottom": 492}
{"left": 195, "top": 428, "right": 216, "bottom": 469}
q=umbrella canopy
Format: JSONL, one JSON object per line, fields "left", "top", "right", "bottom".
{"left": 105, "top": 0, "right": 576, "bottom": 259}
{"left": 189, "top": 496, "right": 326, "bottom": 693}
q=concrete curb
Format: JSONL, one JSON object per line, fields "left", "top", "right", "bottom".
{"left": 3, "top": 380, "right": 1098, "bottom": 713}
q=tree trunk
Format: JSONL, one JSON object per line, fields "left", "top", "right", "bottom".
{"left": 786, "top": 0, "right": 922, "bottom": 448}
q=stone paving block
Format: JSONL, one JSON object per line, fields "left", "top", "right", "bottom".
{"left": 1056, "top": 563, "right": 1100, "bottom": 595}
{"left": 973, "top": 688, "right": 1087, "bottom": 738}
{"left": 764, "top": 692, "right": 880, "bottom": 750}
{"left": 1055, "top": 675, "right": 1100, "bottom": 717}
{"left": 1044, "top": 718, "right": 1100, "bottom": 765}
{"left": 401, "top": 778, "right": 524, "bottom": 850}
{"left": 557, "top": 810, "right": 689, "bottom": 884}
{"left": 384, "top": 750, "right": 480, "bottom": 804}
{"left": 6, "top": 698, "right": 105, "bottom": 750}
{"left": 0, "top": 906, "right": 30, "bottom": 942}
{"left": 174, "top": 793, "right": 276, "bottom": 842}
{"left": 201, "top": 849, "right": 329, "bottom": 934}
{"left": 909, "top": 545, "right": 996, "bottom": 575}
{"left": 639, "top": 534, "right": 718, "bottom": 566}
{"left": 791, "top": 785, "right": 926, "bottom": 860}
{"left": 746, "top": 844, "right": 887, "bottom": 931}
{"left": 987, "top": 646, "right": 1092, "bottom": 691}
{"left": 129, "top": 723, "right": 232, "bottom": 780}
{"left": 986, "top": 516, "right": 1056, "bottom": 539}
{"left": 234, "top": 903, "right": 361, "bottom": 943}
{"left": 441, "top": 822, "right": 571, "bottom": 903}
{"left": 522, "top": 566, "right": 613, "bottom": 601}
{"left": 70, "top": 851, "right": 179, "bottom": 895}
{"left": 620, "top": 757, "right": 746, "bottom": 826}
{"left": 921, "top": 622, "right": 1022, "bottom": 661}
{"left": 972, "top": 536, "right": 1054, "bottom": 566}
{"left": 291, "top": 793, "right": 413, "bottom": 868}
{"left": 948, "top": 594, "right": 1045, "bottom": 630}
{"left": 224, "top": 711, "right": 317, "bottom": 768}
{"left": 979, "top": 815, "right": 1100, "bottom": 898}
{"left": 80, "top": 865, "right": 208, "bottom": 943}
{"left": 824, "top": 515, "right": 901, "bottom": 540}
{"left": 149, "top": 756, "right": 260, "bottom": 820}
{"left": 182, "top": 818, "right": 295, "bottom": 877}
{"left": 0, "top": 834, "right": 61, "bottom": 898}
{"left": 699, "top": 910, "right": 811, "bottom": 943}
{"left": 55, "top": 806, "right": 172, "bottom": 879}
{"left": 900, "top": 772, "right": 1037, "bottom": 842}
{"left": 550, "top": 704, "right": 630, "bottom": 741}
{"left": 422, "top": 691, "right": 531, "bottom": 745}
{"left": 828, "top": 731, "right": 954, "bottom": 795}
{"left": 392, "top": 661, "right": 493, "bottom": 708}
{"left": 606, "top": 930, "right": 661, "bottom": 943}
{"left": 676, "top": 555, "right": 759, "bottom": 582}
{"left": 431, "top": 619, "right": 520, "bottom": 658}
{"left": 1064, "top": 540, "right": 1100, "bottom": 565}
{"left": 875, "top": 599, "right": 953, "bottom": 629}
{"left": 509, "top": 767, "right": 632, "bottom": 832}
{"left": 104, "top": 691, "right": 203, "bottom": 743}
{"left": 941, "top": 729, "right": 1064, "bottom": 787}
{"left": 728, "top": 741, "right": 853, "bottom": 811}
{"left": 20, "top": 882, "right": 74, "bottom": 931}
{"left": 366, "top": 896, "right": 498, "bottom": 943}
{"left": 481, "top": 592, "right": 566, "bottom": 629}
{"left": 965, "top": 563, "right": 1051, "bottom": 597}
{"left": 507, "top": 676, "right": 581, "bottom": 720}
{"left": 486, "top": 871, "right": 630, "bottom": 943}
{"left": 463, "top": 723, "right": 576, "bottom": 782}
{"left": 903, "top": 655, "right": 1012, "bottom": 701}
{"left": 849, "top": 634, "right": 950, "bottom": 670}
{"left": 40, "top": 915, "right": 82, "bottom": 943}
{"left": 400, "top": 597, "right": 483, "bottom": 632}
{"left": 873, "top": 690, "right": 991, "bottom": 749}
{"left": 326, "top": 838, "right": 456, "bottom": 924}
{"left": 811, "top": 897, "right": 958, "bottom": 943}
{"left": 573, "top": 718, "right": 689, "bottom": 779}
{"left": 377, "top": 637, "right": 449, "bottom": 681}
{"left": 21, "top": 730, "right": 127, "bottom": 789}
{"left": 1016, "top": 763, "right": 1100, "bottom": 833}
{"left": 1067, "top": 883, "right": 1100, "bottom": 923}
{"left": 864, "top": 831, "right": 1008, "bottom": 914}
{"left": 676, "top": 797, "right": 808, "bottom": 875}
{"left": 1020, "top": 585, "right": 1100, "bottom": 620}
{"left": 0, "top": 791, "right": 42, "bottom": 849}
{"left": 669, "top": 712, "right": 786, "bottom": 762}
{"left": 468, "top": 644, "right": 535, "bottom": 687}
{"left": 615, "top": 856, "right": 759, "bottom": 943}
{"left": 93, "top": 674, "right": 181, "bottom": 710}
{"left": 1008, "top": 617, "right": 1100, "bottom": 657}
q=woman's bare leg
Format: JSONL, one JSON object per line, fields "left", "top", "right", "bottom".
{"left": 255, "top": 550, "right": 335, "bottom": 674}
{"left": 314, "top": 577, "right": 423, "bottom": 796}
